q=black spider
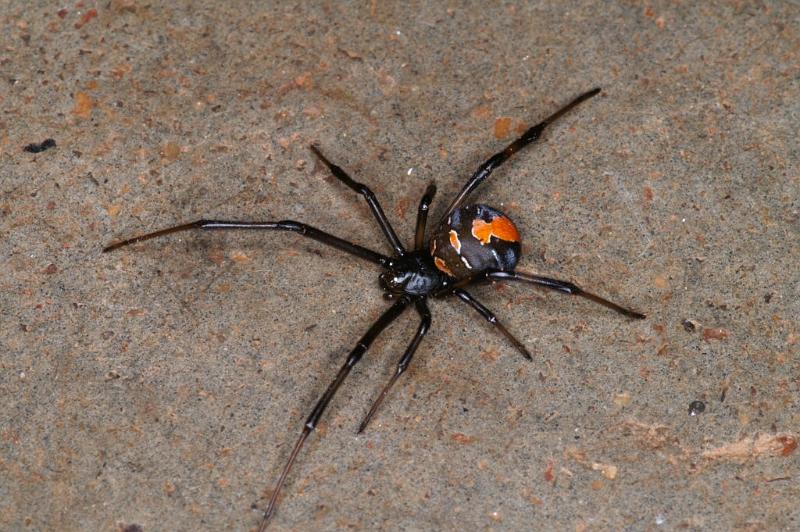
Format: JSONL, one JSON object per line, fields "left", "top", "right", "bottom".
{"left": 103, "top": 87, "right": 645, "bottom": 530}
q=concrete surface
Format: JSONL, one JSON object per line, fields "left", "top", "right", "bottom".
{"left": 2, "top": 1, "right": 798, "bottom": 531}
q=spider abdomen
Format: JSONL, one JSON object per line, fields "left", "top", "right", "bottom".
{"left": 430, "top": 204, "right": 521, "bottom": 279}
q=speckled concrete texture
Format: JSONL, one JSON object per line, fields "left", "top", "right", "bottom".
{"left": 2, "top": 2, "right": 798, "bottom": 531}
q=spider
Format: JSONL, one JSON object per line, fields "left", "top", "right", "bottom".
{"left": 103, "top": 87, "right": 645, "bottom": 530}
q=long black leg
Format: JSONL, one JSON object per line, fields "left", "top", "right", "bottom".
{"left": 440, "top": 88, "right": 601, "bottom": 223}
{"left": 414, "top": 184, "right": 437, "bottom": 251}
{"left": 102, "top": 219, "right": 392, "bottom": 267}
{"left": 358, "top": 299, "right": 432, "bottom": 434}
{"left": 310, "top": 145, "right": 406, "bottom": 256}
{"left": 438, "top": 270, "right": 646, "bottom": 320}
{"left": 258, "top": 297, "right": 410, "bottom": 531}
{"left": 452, "top": 288, "right": 532, "bottom": 360}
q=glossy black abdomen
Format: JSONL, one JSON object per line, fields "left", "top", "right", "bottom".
{"left": 429, "top": 204, "right": 521, "bottom": 279}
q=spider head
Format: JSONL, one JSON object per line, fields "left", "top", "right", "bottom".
{"left": 379, "top": 270, "right": 412, "bottom": 295}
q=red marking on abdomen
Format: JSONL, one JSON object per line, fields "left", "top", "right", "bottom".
{"left": 449, "top": 230, "right": 462, "bottom": 254}
{"left": 434, "top": 256, "right": 455, "bottom": 277}
{"left": 471, "top": 216, "right": 520, "bottom": 245}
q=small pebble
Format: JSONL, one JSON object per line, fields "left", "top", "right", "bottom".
{"left": 688, "top": 400, "right": 706, "bottom": 416}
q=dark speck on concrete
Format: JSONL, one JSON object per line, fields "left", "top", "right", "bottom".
{"left": 23, "top": 138, "right": 56, "bottom": 153}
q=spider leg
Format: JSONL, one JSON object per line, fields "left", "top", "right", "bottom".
{"left": 414, "top": 183, "right": 437, "bottom": 251}
{"left": 440, "top": 88, "right": 601, "bottom": 223}
{"left": 310, "top": 145, "right": 406, "bottom": 256}
{"left": 258, "top": 297, "right": 410, "bottom": 531}
{"left": 452, "top": 288, "right": 532, "bottom": 360}
{"left": 103, "top": 219, "right": 392, "bottom": 267}
{"left": 358, "top": 299, "right": 432, "bottom": 434}
{"left": 438, "top": 270, "right": 646, "bottom": 320}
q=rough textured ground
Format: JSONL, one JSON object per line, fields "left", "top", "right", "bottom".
{"left": 2, "top": 2, "right": 798, "bottom": 531}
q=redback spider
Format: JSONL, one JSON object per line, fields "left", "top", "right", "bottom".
{"left": 103, "top": 87, "right": 645, "bottom": 529}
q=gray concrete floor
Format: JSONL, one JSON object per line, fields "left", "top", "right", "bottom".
{"left": 2, "top": 1, "right": 798, "bottom": 531}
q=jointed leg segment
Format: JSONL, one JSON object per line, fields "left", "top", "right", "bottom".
{"left": 441, "top": 88, "right": 601, "bottom": 222}
{"left": 102, "top": 219, "right": 392, "bottom": 267}
{"left": 453, "top": 288, "right": 532, "bottom": 360}
{"left": 310, "top": 145, "right": 406, "bottom": 256}
{"left": 358, "top": 299, "right": 432, "bottom": 433}
{"left": 440, "top": 270, "right": 645, "bottom": 320}
{"left": 414, "top": 184, "right": 437, "bottom": 251}
{"left": 259, "top": 297, "right": 410, "bottom": 532}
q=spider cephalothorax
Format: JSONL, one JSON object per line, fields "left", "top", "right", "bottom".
{"left": 103, "top": 87, "right": 645, "bottom": 530}
{"left": 378, "top": 251, "right": 444, "bottom": 297}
